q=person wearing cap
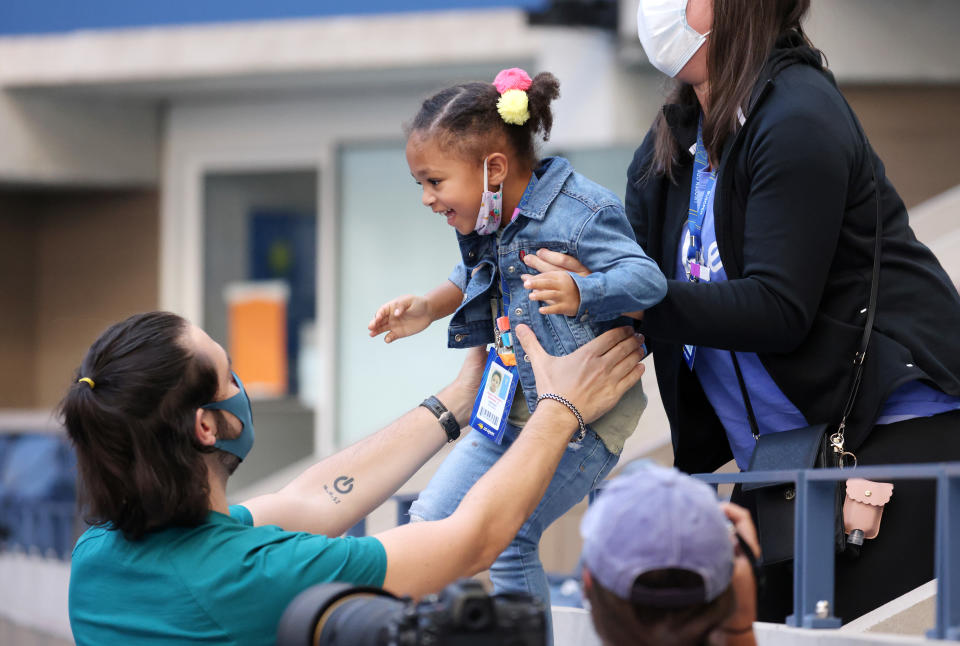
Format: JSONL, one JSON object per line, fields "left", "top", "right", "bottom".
{"left": 580, "top": 464, "right": 760, "bottom": 646}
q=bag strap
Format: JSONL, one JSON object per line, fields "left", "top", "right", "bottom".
{"left": 730, "top": 126, "right": 881, "bottom": 453}
{"left": 833, "top": 115, "right": 882, "bottom": 455}
{"left": 830, "top": 146, "right": 883, "bottom": 454}
{"left": 731, "top": 351, "right": 761, "bottom": 441}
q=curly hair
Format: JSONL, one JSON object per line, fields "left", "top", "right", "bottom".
{"left": 407, "top": 71, "right": 561, "bottom": 165}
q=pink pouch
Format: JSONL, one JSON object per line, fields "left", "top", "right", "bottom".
{"left": 843, "top": 478, "right": 894, "bottom": 540}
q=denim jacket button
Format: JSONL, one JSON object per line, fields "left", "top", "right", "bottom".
{"left": 523, "top": 354, "right": 529, "bottom": 362}
{"left": 580, "top": 314, "right": 589, "bottom": 322}
{"left": 508, "top": 265, "right": 515, "bottom": 273}
{"left": 468, "top": 251, "right": 475, "bottom": 258}
{"left": 514, "top": 307, "right": 523, "bottom": 316}
{"left": 454, "top": 334, "right": 463, "bottom": 342}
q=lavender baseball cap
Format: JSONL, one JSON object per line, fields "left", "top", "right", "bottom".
{"left": 580, "top": 464, "right": 733, "bottom": 606}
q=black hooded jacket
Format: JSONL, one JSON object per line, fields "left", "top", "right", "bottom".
{"left": 626, "top": 33, "right": 960, "bottom": 474}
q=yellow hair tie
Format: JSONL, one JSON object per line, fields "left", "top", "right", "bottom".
{"left": 78, "top": 377, "right": 95, "bottom": 389}
{"left": 497, "top": 89, "right": 530, "bottom": 126}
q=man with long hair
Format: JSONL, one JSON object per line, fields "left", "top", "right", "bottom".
{"left": 62, "top": 311, "right": 643, "bottom": 645}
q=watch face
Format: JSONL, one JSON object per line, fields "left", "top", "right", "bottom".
{"left": 437, "top": 411, "right": 460, "bottom": 440}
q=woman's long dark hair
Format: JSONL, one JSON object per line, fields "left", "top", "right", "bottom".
{"left": 651, "top": 0, "right": 815, "bottom": 181}
{"left": 60, "top": 311, "right": 219, "bottom": 540}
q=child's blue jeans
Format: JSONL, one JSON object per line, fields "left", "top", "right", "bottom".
{"left": 408, "top": 422, "right": 619, "bottom": 646}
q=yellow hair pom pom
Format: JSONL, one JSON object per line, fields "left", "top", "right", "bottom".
{"left": 497, "top": 89, "right": 530, "bottom": 126}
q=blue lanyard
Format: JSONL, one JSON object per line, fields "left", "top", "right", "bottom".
{"left": 685, "top": 121, "right": 717, "bottom": 277}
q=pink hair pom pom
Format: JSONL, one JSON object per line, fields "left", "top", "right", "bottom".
{"left": 493, "top": 68, "right": 533, "bottom": 94}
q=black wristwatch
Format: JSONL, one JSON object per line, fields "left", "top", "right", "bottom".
{"left": 420, "top": 396, "right": 461, "bottom": 443}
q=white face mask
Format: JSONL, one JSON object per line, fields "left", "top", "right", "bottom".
{"left": 636, "top": 0, "right": 710, "bottom": 78}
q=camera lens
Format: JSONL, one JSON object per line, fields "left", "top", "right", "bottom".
{"left": 278, "top": 580, "right": 547, "bottom": 646}
{"left": 277, "top": 584, "right": 402, "bottom": 646}
{"left": 317, "top": 594, "right": 402, "bottom": 646}
{"left": 458, "top": 598, "right": 493, "bottom": 632}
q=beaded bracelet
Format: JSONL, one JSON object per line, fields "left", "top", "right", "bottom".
{"left": 536, "top": 393, "right": 586, "bottom": 442}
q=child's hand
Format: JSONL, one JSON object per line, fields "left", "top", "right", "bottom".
{"left": 368, "top": 295, "right": 431, "bottom": 343}
{"left": 522, "top": 271, "right": 581, "bottom": 316}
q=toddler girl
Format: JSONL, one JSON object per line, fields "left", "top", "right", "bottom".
{"left": 368, "top": 68, "right": 666, "bottom": 638}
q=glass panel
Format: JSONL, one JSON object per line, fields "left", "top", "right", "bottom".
{"left": 202, "top": 170, "right": 317, "bottom": 493}
{"left": 338, "top": 144, "right": 464, "bottom": 447}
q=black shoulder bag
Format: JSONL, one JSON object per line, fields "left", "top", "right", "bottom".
{"left": 737, "top": 140, "right": 881, "bottom": 566}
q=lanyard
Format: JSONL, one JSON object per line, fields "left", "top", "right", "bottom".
{"left": 684, "top": 120, "right": 717, "bottom": 282}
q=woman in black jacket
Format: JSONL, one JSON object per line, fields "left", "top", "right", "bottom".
{"left": 524, "top": 0, "right": 960, "bottom": 623}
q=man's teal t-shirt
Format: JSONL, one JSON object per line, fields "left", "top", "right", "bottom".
{"left": 68, "top": 505, "right": 387, "bottom": 645}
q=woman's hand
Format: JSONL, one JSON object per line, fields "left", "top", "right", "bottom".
{"left": 522, "top": 249, "right": 645, "bottom": 320}
{"left": 522, "top": 248, "right": 590, "bottom": 276}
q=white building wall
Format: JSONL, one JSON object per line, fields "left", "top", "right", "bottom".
{"left": 0, "top": 91, "right": 158, "bottom": 186}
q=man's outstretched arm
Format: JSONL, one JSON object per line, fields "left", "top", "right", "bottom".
{"left": 377, "top": 324, "right": 644, "bottom": 598}
{"left": 241, "top": 347, "right": 486, "bottom": 536}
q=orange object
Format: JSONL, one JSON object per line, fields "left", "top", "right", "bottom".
{"left": 224, "top": 281, "right": 290, "bottom": 398}
{"left": 497, "top": 316, "right": 511, "bottom": 332}
{"left": 499, "top": 351, "right": 517, "bottom": 366}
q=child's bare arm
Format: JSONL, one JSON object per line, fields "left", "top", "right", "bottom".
{"left": 368, "top": 280, "right": 463, "bottom": 343}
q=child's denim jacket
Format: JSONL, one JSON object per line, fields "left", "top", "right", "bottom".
{"left": 446, "top": 157, "right": 666, "bottom": 450}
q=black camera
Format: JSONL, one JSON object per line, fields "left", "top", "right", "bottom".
{"left": 276, "top": 578, "right": 546, "bottom": 646}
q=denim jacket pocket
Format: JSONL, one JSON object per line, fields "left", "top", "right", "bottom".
{"left": 506, "top": 240, "right": 571, "bottom": 275}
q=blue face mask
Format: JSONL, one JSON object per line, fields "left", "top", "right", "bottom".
{"left": 201, "top": 371, "right": 255, "bottom": 461}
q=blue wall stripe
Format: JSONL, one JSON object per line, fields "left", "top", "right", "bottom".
{"left": 0, "top": 1, "right": 546, "bottom": 37}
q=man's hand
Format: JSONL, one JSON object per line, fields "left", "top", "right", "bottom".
{"left": 514, "top": 324, "right": 644, "bottom": 425}
{"left": 368, "top": 295, "right": 431, "bottom": 343}
{"left": 522, "top": 271, "right": 581, "bottom": 316}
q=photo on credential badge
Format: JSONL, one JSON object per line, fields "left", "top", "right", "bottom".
{"left": 486, "top": 369, "right": 504, "bottom": 395}
{"left": 478, "top": 364, "right": 511, "bottom": 427}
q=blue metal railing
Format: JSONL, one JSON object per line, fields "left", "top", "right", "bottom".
{"left": 695, "top": 463, "right": 960, "bottom": 641}
{"left": 391, "top": 464, "right": 960, "bottom": 637}
{"left": 0, "top": 433, "right": 79, "bottom": 560}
